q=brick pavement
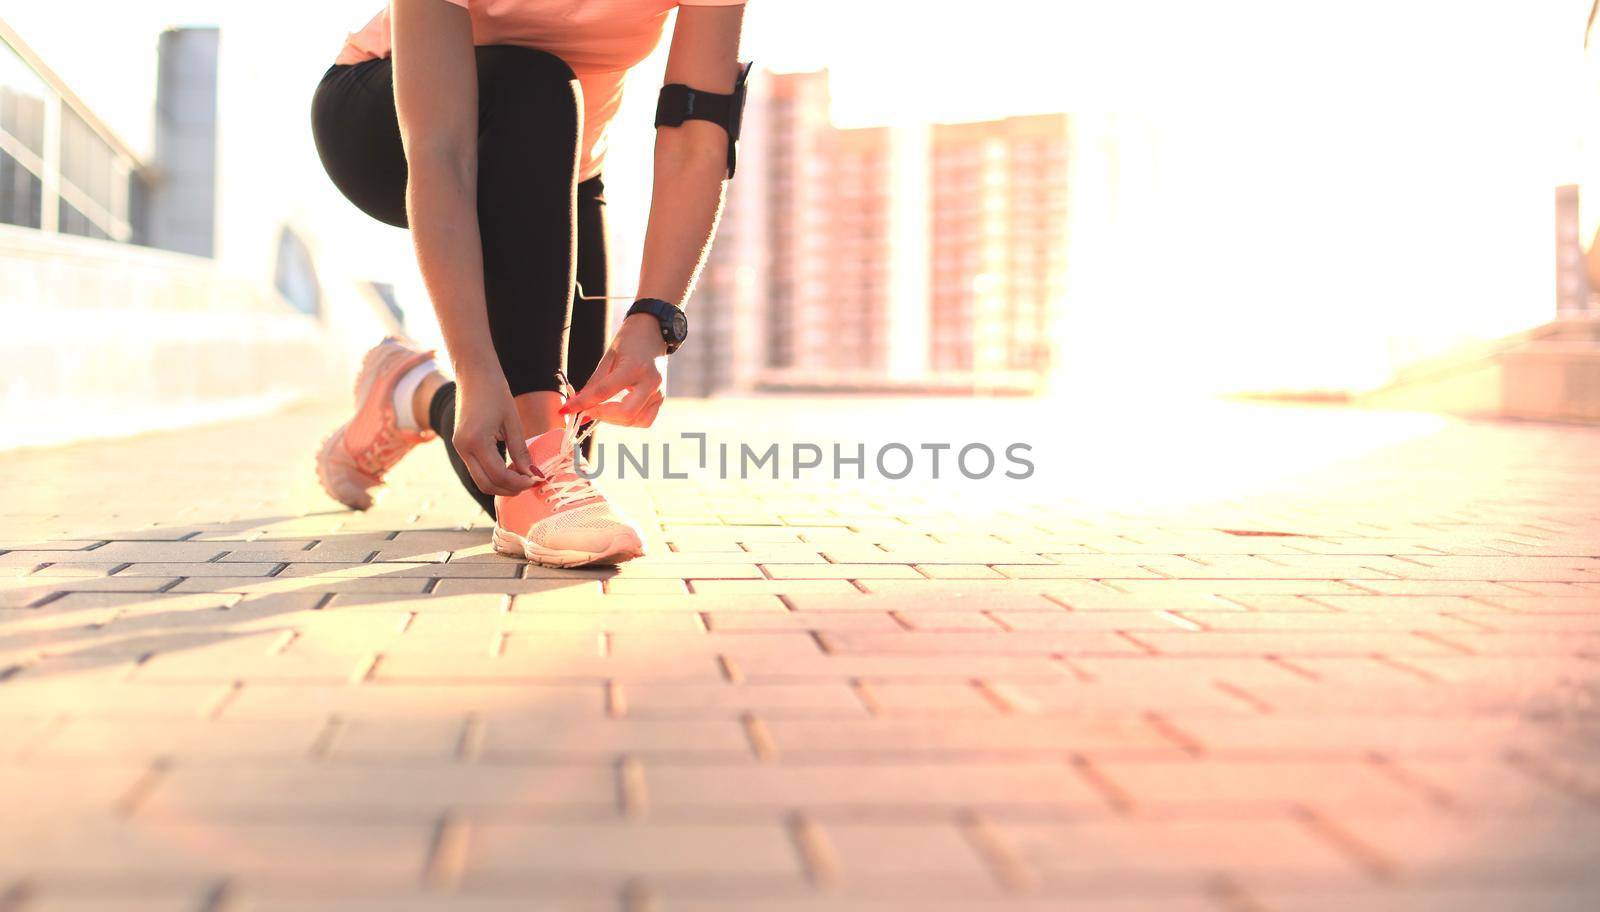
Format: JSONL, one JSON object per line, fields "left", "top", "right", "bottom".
{"left": 1, "top": 396, "right": 1598, "bottom": 910}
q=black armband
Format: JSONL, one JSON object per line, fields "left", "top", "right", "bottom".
{"left": 654, "top": 61, "right": 755, "bottom": 179}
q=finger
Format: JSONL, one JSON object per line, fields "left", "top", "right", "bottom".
{"left": 564, "top": 363, "right": 635, "bottom": 415}
{"left": 637, "top": 394, "right": 664, "bottom": 428}
{"left": 503, "top": 415, "right": 533, "bottom": 476}
{"left": 559, "top": 354, "right": 613, "bottom": 416}
{"left": 481, "top": 453, "right": 535, "bottom": 494}
{"left": 458, "top": 450, "right": 500, "bottom": 498}
{"left": 612, "top": 390, "right": 651, "bottom": 425}
{"left": 464, "top": 443, "right": 533, "bottom": 496}
{"left": 583, "top": 401, "right": 638, "bottom": 426}
{"left": 613, "top": 367, "right": 662, "bottom": 422}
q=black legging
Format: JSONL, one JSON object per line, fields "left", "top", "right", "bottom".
{"left": 311, "top": 45, "right": 610, "bottom": 516}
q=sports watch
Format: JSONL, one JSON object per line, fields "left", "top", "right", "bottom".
{"left": 626, "top": 298, "right": 688, "bottom": 354}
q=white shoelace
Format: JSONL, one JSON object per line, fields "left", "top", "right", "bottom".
{"left": 535, "top": 370, "right": 598, "bottom": 509}
{"left": 534, "top": 419, "right": 598, "bottom": 509}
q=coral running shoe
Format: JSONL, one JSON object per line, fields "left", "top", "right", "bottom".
{"left": 316, "top": 336, "right": 437, "bottom": 511}
{"left": 493, "top": 415, "right": 645, "bottom": 568}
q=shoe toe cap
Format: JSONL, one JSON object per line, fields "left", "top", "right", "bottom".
{"left": 541, "top": 524, "right": 643, "bottom": 557}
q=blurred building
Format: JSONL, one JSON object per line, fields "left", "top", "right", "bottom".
{"left": 0, "top": 16, "right": 349, "bottom": 450}
{"left": 1, "top": 19, "right": 144, "bottom": 243}
{"left": 671, "top": 69, "right": 1068, "bottom": 397}
{"left": 930, "top": 116, "right": 1068, "bottom": 376}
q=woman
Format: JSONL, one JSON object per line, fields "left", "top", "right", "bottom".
{"left": 309, "top": 0, "right": 747, "bottom": 567}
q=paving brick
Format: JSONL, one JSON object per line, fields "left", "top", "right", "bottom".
{"left": 1381, "top": 758, "right": 1587, "bottom": 814}
{"left": 819, "top": 630, "right": 1145, "bottom": 657}
{"left": 1307, "top": 594, "right": 1516, "bottom": 614}
{"left": 760, "top": 564, "right": 926, "bottom": 580}
{"left": 273, "top": 562, "right": 520, "bottom": 579}
{"left": 643, "top": 762, "right": 1105, "bottom": 813}
{"left": 32, "top": 718, "right": 327, "bottom": 760}
{"left": 762, "top": 718, "right": 1178, "bottom": 759}
{"left": 1139, "top": 555, "right": 1409, "bottom": 580}
{"left": 525, "top": 561, "right": 765, "bottom": 580}
{"left": 1384, "top": 556, "right": 1600, "bottom": 582}
{"left": 11, "top": 896, "right": 198, "bottom": 912}
{"left": 133, "top": 635, "right": 374, "bottom": 682}
{"left": 1106, "top": 579, "right": 1373, "bottom": 596}
{"left": 1161, "top": 714, "right": 1597, "bottom": 760}
{"left": 812, "top": 821, "right": 995, "bottom": 885}
{"left": 1090, "top": 759, "right": 1434, "bottom": 815}
{"left": 0, "top": 576, "right": 181, "bottom": 607}
{"left": 514, "top": 592, "right": 788, "bottom": 612}
{"left": 783, "top": 591, "right": 1060, "bottom": 613}
{"left": 688, "top": 579, "right": 863, "bottom": 595}
{"left": 236, "top": 897, "right": 612, "bottom": 912}
{"left": 406, "top": 611, "right": 702, "bottom": 635}
{"left": 139, "top": 763, "right": 617, "bottom": 819}
{"left": 1339, "top": 579, "right": 1535, "bottom": 597}
{"left": 726, "top": 651, "right": 1075, "bottom": 681}
{"left": 619, "top": 682, "right": 867, "bottom": 717}
{"left": 0, "top": 765, "right": 150, "bottom": 818}
{"left": 1123, "top": 630, "right": 1467, "bottom": 657}
{"left": 891, "top": 611, "right": 1005, "bottom": 632}
{"left": 603, "top": 577, "right": 691, "bottom": 594}
{"left": 703, "top": 610, "right": 903, "bottom": 631}
{"left": 431, "top": 578, "right": 603, "bottom": 595}
{"left": 852, "top": 681, "right": 999, "bottom": 716}
{"left": 653, "top": 898, "right": 1219, "bottom": 912}
{"left": 991, "top": 678, "right": 1263, "bottom": 716}
{"left": 371, "top": 648, "right": 721, "bottom": 682}
{"left": 461, "top": 821, "right": 801, "bottom": 881}
{"left": 0, "top": 680, "right": 223, "bottom": 719}
{"left": 217, "top": 545, "right": 378, "bottom": 563}
{"left": 1307, "top": 812, "right": 1600, "bottom": 883}
{"left": 166, "top": 576, "right": 432, "bottom": 595}
{"left": 219, "top": 682, "right": 606, "bottom": 720}
{"left": 996, "top": 817, "right": 1363, "bottom": 887}
{"left": 1248, "top": 886, "right": 1600, "bottom": 912}
{"left": 29, "top": 562, "right": 126, "bottom": 578}
{"left": 61, "top": 542, "right": 230, "bottom": 563}
{"left": 1409, "top": 631, "right": 1600, "bottom": 656}
{"left": 0, "top": 821, "right": 427, "bottom": 885}
{"left": 994, "top": 561, "right": 1162, "bottom": 580}
{"left": 477, "top": 718, "right": 750, "bottom": 759}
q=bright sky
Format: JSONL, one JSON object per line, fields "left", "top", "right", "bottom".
{"left": 3, "top": 0, "right": 1594, "bottom": 392}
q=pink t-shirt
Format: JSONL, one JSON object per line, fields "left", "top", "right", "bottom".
{"left": 335, "top": 0, "right": 746, "bottom": 181}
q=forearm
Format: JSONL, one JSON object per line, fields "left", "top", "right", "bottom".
{"left": 405, "top": 160, "right": 500, "bottom": 380}
{"left": 634, "top": 129, "right": 729, "bottom": 307}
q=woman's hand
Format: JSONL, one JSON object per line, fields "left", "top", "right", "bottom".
{"left": 452, "top": 367, "right": 537, "bottom": 496}
{"left": 562, "top": 314, "right": 668, "bottom": 426}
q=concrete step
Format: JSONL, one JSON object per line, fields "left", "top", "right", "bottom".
{"left": 1360, "top": 317, "right": 1600, "bottom": 422}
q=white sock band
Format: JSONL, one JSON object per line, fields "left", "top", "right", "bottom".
{"left": 392, "top": 360, "right": 438, "bottom": 431}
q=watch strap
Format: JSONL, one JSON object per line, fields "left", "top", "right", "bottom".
{"left": 627, "top": 298, "right": 686, "bottom": 354}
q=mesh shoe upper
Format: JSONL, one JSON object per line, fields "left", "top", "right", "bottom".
{"left": 317, "top": 337, "right": 436, "bottom": 510}
{"left": 495, "top": 425, "right": 640, "bottom": 553}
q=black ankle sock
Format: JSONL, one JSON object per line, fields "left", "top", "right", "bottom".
{"left": 426, "top": 381, "right": 457, "bottom": 437}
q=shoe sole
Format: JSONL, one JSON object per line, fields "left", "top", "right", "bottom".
{"left": 492, "top": 524, "right": 645, "bottom": 569}
{"left": 315, "top": 426, "right": 373, "bottom": 511}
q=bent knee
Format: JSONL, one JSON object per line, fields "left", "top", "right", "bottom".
{"left": 475, "top": 45, "right": 579, "bottom": 99}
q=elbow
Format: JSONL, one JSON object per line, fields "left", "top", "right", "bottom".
{"left": 654, "top": 125, "right": 729, "bottom": 177}
{"left": 407, "top": 142, "right": 476, "bottom": 194}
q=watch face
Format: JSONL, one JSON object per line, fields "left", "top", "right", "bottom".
{"left": 669, "top": 311, "right": 689, "bottom": 342}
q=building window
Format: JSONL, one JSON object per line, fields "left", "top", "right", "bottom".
{"left": 0, "top": 41, "right": 48, "bottom": 156}
{"left": 0, "top": 34, "right": 141, "bottom": 241}
{"left": 0, "top": 146, "right": 41, "bottom": 228}
{"left": 58, "top": 197, "right": 107, "bottom": 240}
